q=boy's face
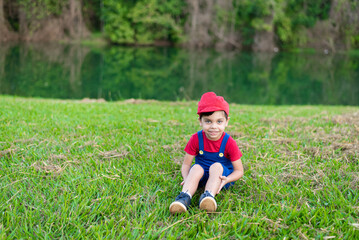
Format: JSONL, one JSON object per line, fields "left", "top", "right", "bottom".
{"left": 199, "top": 111, "right": 229, "bottom": 141}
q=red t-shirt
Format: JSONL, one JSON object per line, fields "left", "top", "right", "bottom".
{"left": 184, "top": 131, "right": 242, "bottom": 162}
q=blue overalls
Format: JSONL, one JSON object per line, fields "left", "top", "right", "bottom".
{"left": 195, "top": 130, "right": 235, "bottom": 189}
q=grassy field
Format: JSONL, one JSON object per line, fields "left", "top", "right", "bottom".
{"left": 0, "top": 96, "right": 358, "bottom": 239}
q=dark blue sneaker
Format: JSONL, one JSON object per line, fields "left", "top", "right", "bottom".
{"left": 169, "top": 192, "right": 191, "bottom": 214}
{"left": 199, "top": 190, "right": 217, "bottom": 212}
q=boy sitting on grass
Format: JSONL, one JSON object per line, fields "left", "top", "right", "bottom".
{"left": 169, "top": 92, "right": 244, "bottom": 214}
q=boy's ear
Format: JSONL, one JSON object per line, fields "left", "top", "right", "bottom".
{"left": 198, "top": 117, "right": 202, "bottom": 126}
{"left": 226, "top": 117, "right": 230, "bottom": 126}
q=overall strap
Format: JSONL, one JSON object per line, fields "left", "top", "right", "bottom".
{"left": 219, "top": 133, "right": 230, "bottom": 157}
{"left": 197, "top": 130, "right": 204, "bottom": 155}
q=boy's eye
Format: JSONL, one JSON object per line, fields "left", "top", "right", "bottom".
{"left": 217, "top": 121, "right": 223, "bottom": 124}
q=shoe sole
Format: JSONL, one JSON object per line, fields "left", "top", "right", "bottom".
{"left": 169, "top": 202, "right": 187, "bottom": 214}
{"left": 199, "top": 197, "right": 217, "bottom": 212}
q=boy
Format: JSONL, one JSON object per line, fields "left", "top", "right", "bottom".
{"left": 169, "top": 92, "right": 244, "bottom": 214}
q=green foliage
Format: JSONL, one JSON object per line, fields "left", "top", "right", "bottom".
{"left": 102, "top": 0, "right": 186, "bottom": 45}
{"left": 82, "top": 0, "right": 102, "bottom": 32}
{"left": 232, "top": 0, "right": 274, "bottom": 46}
{"left": 351, "top": 35, "right": 359, "bottom": 48}
{"left": 274, "top": 0, "right": 332, "bottom": 47}
{"left": 18, "top": 0, "right": 67, "bottom": 19}
{"left": 274, "top": 13, "right": 292, "bottom": 43}
{"left": 225, "top": 0, "right": 333, "bottom": 48}
{"left": 286, "top": 0, "right": 332, "bottom": 28}
{"left": 3, "top": 0, "right": 359, "bottom": 50}
{"left": 334, "top": 0, "right": 359, "bottom": 49}
{"left": 102, "top": 1, "right": 135, "bottom": 44}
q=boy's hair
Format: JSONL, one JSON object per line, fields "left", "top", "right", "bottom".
{"left": 199, "top": 111, "right": 228, "bottom": 120}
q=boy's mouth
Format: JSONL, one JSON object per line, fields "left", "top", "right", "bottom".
{"left": 208, "top": 131, "right": 219, "bottom": 135}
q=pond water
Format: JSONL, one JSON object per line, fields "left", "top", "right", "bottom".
{"left": 0, "top": 43, "right": 358, "bottom": 105}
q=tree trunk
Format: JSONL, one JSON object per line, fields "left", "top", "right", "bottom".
{"left": 185, "top": 0, "right": 215, "bottom": 48}
{"left": 0, "top": 44, "right": 10, "bottom": 93}
{"left": 0, "top": 43, "right": 7, "bottom": 88}
{"left": 0, "top": 0, "right": 4, "bottom": 24}
{"left": 0, "top": 0, "right": 18, "bottom": 42}
{"left": 213, "top": 0, "right": 241, "bottom": 50}
{"left": 16, "top": 0, "right": 89, "bottom": 42}
{"left": 18, "top": 4, "right": 28, "bottom": 40}
{"left": 65, "top": 0, "right": 90, "bottom": 39}
{"left": 252, "top": 14, "right": 277, "bottom": 52}
{"left": 185, "top": 0, "right": 242, "bottom": 49}
{"left": 303, "top": 0, "right": 359, "bottom": 52}
{"left": 329, "top": 0, "right": 359, "bottom": 50}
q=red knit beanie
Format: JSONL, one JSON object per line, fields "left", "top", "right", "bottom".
{"left": 197, "top": 92, "right": 229, "bottom": 116}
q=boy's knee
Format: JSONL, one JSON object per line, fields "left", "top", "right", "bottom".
{"left": 191, "top": 164, "right": 205, "bottom": 175}
{"left": 209, "top": 162, "right": 223, "bottom": 173}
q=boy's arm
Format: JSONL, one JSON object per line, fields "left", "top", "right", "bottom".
{"left": 180, "top": 153, "right": 195, "bottom": 184}
{"left": 217, "top": 158, "right": 244, "bottom": 193}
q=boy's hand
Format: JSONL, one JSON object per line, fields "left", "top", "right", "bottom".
{"left": 180, "top": 181, "right": 185, "bottom": 186}
{"left": 217, "top": 176, "right": 228, "bottom": 194}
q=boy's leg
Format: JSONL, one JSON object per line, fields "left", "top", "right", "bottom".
{"left": 169, "top": 164, "right": 204, "bottom": 214}
{"left": 204, "top": 162, "right": 223, "bottom": 196}
{"left": 199, "top": 162, "right": 223, "bottom": 212}
{"left": 181, "top": 164, "right": 204, "bottom": 197}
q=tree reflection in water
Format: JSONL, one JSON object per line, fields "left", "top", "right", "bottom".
{"left": 0, "top": 44, "right": 358, "bottom": 105}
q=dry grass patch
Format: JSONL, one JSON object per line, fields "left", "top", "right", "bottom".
{"left": 31, "top": 158, "right": 78, "bottom": 175}
{"left": 49, "top": 153, "right": 68, "bottom": 161}
{"left": 333, "top": 142, "right": 359, "bottom": 156}
{"left": 78, "top": 140, "right": 101, "bottom": 149}
{"left": 331, "top": 111, "right": 359, "bottom": 125}
{"left": 13, "top": 137, "right": 38, "bottom": 144}
{"left": 165, "top": 120, "right": 184, "bottom": 126}
{"left": 98, "top": 148, "right": 129, "bottom": 160}
{"left": 80, "top": 98, "right": 106, "bottom": 103}
{"left": 0, "top": 148, "right": 16, "bottom": 158}
{"left": 172, "top": 157, "right": 183, "bottom": 165}
{"left": 259, "top": 111, "right": 359, "bottom": 161}
{"left": 235, "top": 140, "right": 256, "bottom": 152}
{"left": 260, "top": 116, "right": 309, "bottom": 125}
{"left": 123, "top": 98, "right": 159, "bottom": 104}
{"left": 162, "top": 142, "right": 182, "bottom": 153}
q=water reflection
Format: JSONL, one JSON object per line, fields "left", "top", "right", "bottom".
{"left": 0, "top": 43, "right": 358, "bottom": 105}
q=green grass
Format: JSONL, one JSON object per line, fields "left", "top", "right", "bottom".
{"left": 0, "top": 96, "right": 358, "bottom": 239}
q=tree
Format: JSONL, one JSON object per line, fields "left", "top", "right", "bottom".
{"left": 102, "top": 0, "right": 185, "bottom": 45}
{"left": 14, "top": 0, "right": 90, "bottom": 41}
{"left": 0, "top": 0, "right": 18, "bottom": 42}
